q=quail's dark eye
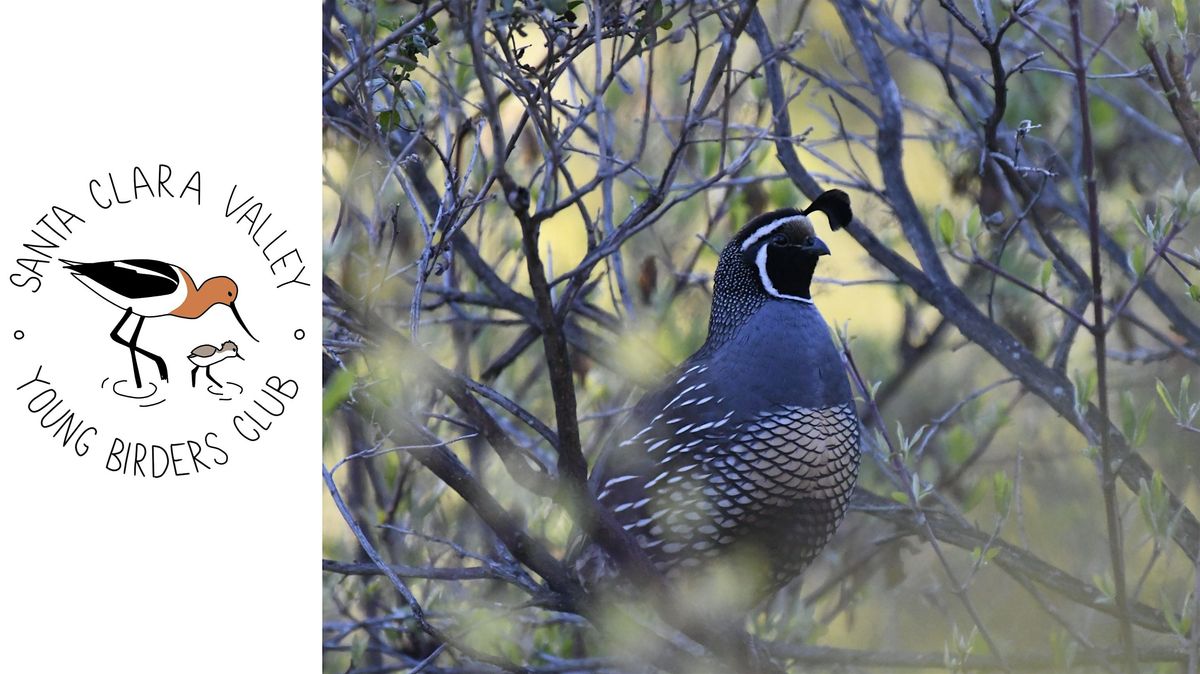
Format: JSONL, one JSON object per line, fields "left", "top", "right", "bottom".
{"left": 228, "top": 291, "right": 233, "bottom": 297}
{"left": 770, "top": 233, "right": 788, "bottom": 246}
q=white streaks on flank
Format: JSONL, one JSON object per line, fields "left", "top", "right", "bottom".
{"left": 627, "top": 414, "right": 661, "bottom": 444}
{"left": 646, "top": 438, "right": 669, "bottom": 452}
{"left": 603, "top": 475, "right": 638, "bottom": 488}
{"left": 666, "top": 385, "right": 698, "bottom": 408}
{"left": 645, "top": 471, "right": 670, "bottom": 488}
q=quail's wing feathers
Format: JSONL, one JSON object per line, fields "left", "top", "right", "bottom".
{"left": 590, "top": 357, "right": 860, "bottom": 573}
{"left": 590, "top": 360, "right": 747, "bottom": 562}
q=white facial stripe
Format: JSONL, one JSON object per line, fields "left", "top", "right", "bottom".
{"left": 755, "top": 245, "right": 814, "bottom": 304}
{"left": 739, "top": 215, "right": 812, "bottom": 251}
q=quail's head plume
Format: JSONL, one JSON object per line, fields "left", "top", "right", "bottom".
{"left": 573, "top": 190, "right": 860, "bottom": 611}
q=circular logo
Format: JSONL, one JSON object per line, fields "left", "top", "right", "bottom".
{"left": 7, "top": 163, "right": 310, "bottom": 478}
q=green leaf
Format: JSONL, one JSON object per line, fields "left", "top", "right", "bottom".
{"left": 963, "top": 206, "right": 982, "bottom": 239}
{"left": 1163, "top": 590, "right": 1185, "bottom": 636}
{"left": 378, "top": 110, "right": 402, "bottom": 132}
{"left": 1139, "top": 472, "right": 1169, "bottom": 537}
{"left": 1073, "top": 368, "right": 1097, "bottom": 414}
{"left": 701, "top": 143, "right": 720, "bottom": 176}
{"left": 992, "top": 470, "right": 1013, "bottom": 517}
{"left": 1126, "top": 199, "right": 1144, "bottom": 233}
{"left": 1038, "top": 259, "right": 1053, "bottom": 291}
{"left": 945, "top": 426, "right": 974, "bottom": 464}
{"left": 890, "top": 490, "right": 909, "bottom": 505}
{"left": 1189, "top": 186, "right": 1200, "bottom": 216}
{"left": 1093, "top": 572, "right": 1115, "bottom": 603}
{"left": 1130, "top": 243, "right": 1147, "bottom": 276}
{"left": 1172, "top": 175, "right": 1188, "bottom": 205}
{"left": 1172, "top": 0, "right": 1188, "bottom": 33}
{"left": 1136, "top": 401, "right": 1153, "bottom": 447}
{"left": 1138, "top": 477, "right": 1156, "bottom": 535}
{"left": 1188, "top": 284, "right": 1200, "bottom": 303}
{"left": 937, "top": 208, "right": 955, "bottom": 247}
{"left": 1156, "top": 379, "right": 1178, "bottom": 417}
{"left": 323, "top": 368, "right": 356, "bottom": 416}
{"left": 1138, "top": 7, "right": 1159, "bottom": 43}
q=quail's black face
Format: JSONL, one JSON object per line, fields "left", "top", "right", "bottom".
{"left": 717, "top": 190, "right": 851, "bottom": 303}
{"left": 728, "top": 210, "right": 830, "bottom": 302}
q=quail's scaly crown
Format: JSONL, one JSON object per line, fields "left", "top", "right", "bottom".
{"left": 703, "top": 190, "right": 851, "bottom": 348}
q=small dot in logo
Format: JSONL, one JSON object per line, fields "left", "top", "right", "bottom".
{"left": 294, "top": 329, "right": 305, "bottom": 341}
{"left": 14, "top": 329, "right": 25, "bottom": 340}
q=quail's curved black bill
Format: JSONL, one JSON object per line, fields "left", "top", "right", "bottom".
{"left": 229, "top": 302, "right": 259, "bottom": 342}
{"left": 802, "top": 236, "right": 832, "bottom": 257}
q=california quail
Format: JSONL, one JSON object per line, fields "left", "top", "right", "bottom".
{"left": 574, "top": 191, "right": 860, "bottom": 609}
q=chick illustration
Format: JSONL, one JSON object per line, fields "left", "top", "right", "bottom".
{"left": 188, "top": 340, "right": 244, "bottom": 387}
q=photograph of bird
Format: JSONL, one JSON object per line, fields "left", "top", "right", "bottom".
{"left": 573, "top": 190, "right": 860, "bottom": 611}
{"left": 188, "top": 340, "right": 244, "bottom": 388}
{"left": 62, "top": 258, "right": 258, "bottom": 388}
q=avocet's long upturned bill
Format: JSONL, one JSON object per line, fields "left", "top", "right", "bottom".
{"left": 62, "top": 259, "right": 258, "bottom": 388}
